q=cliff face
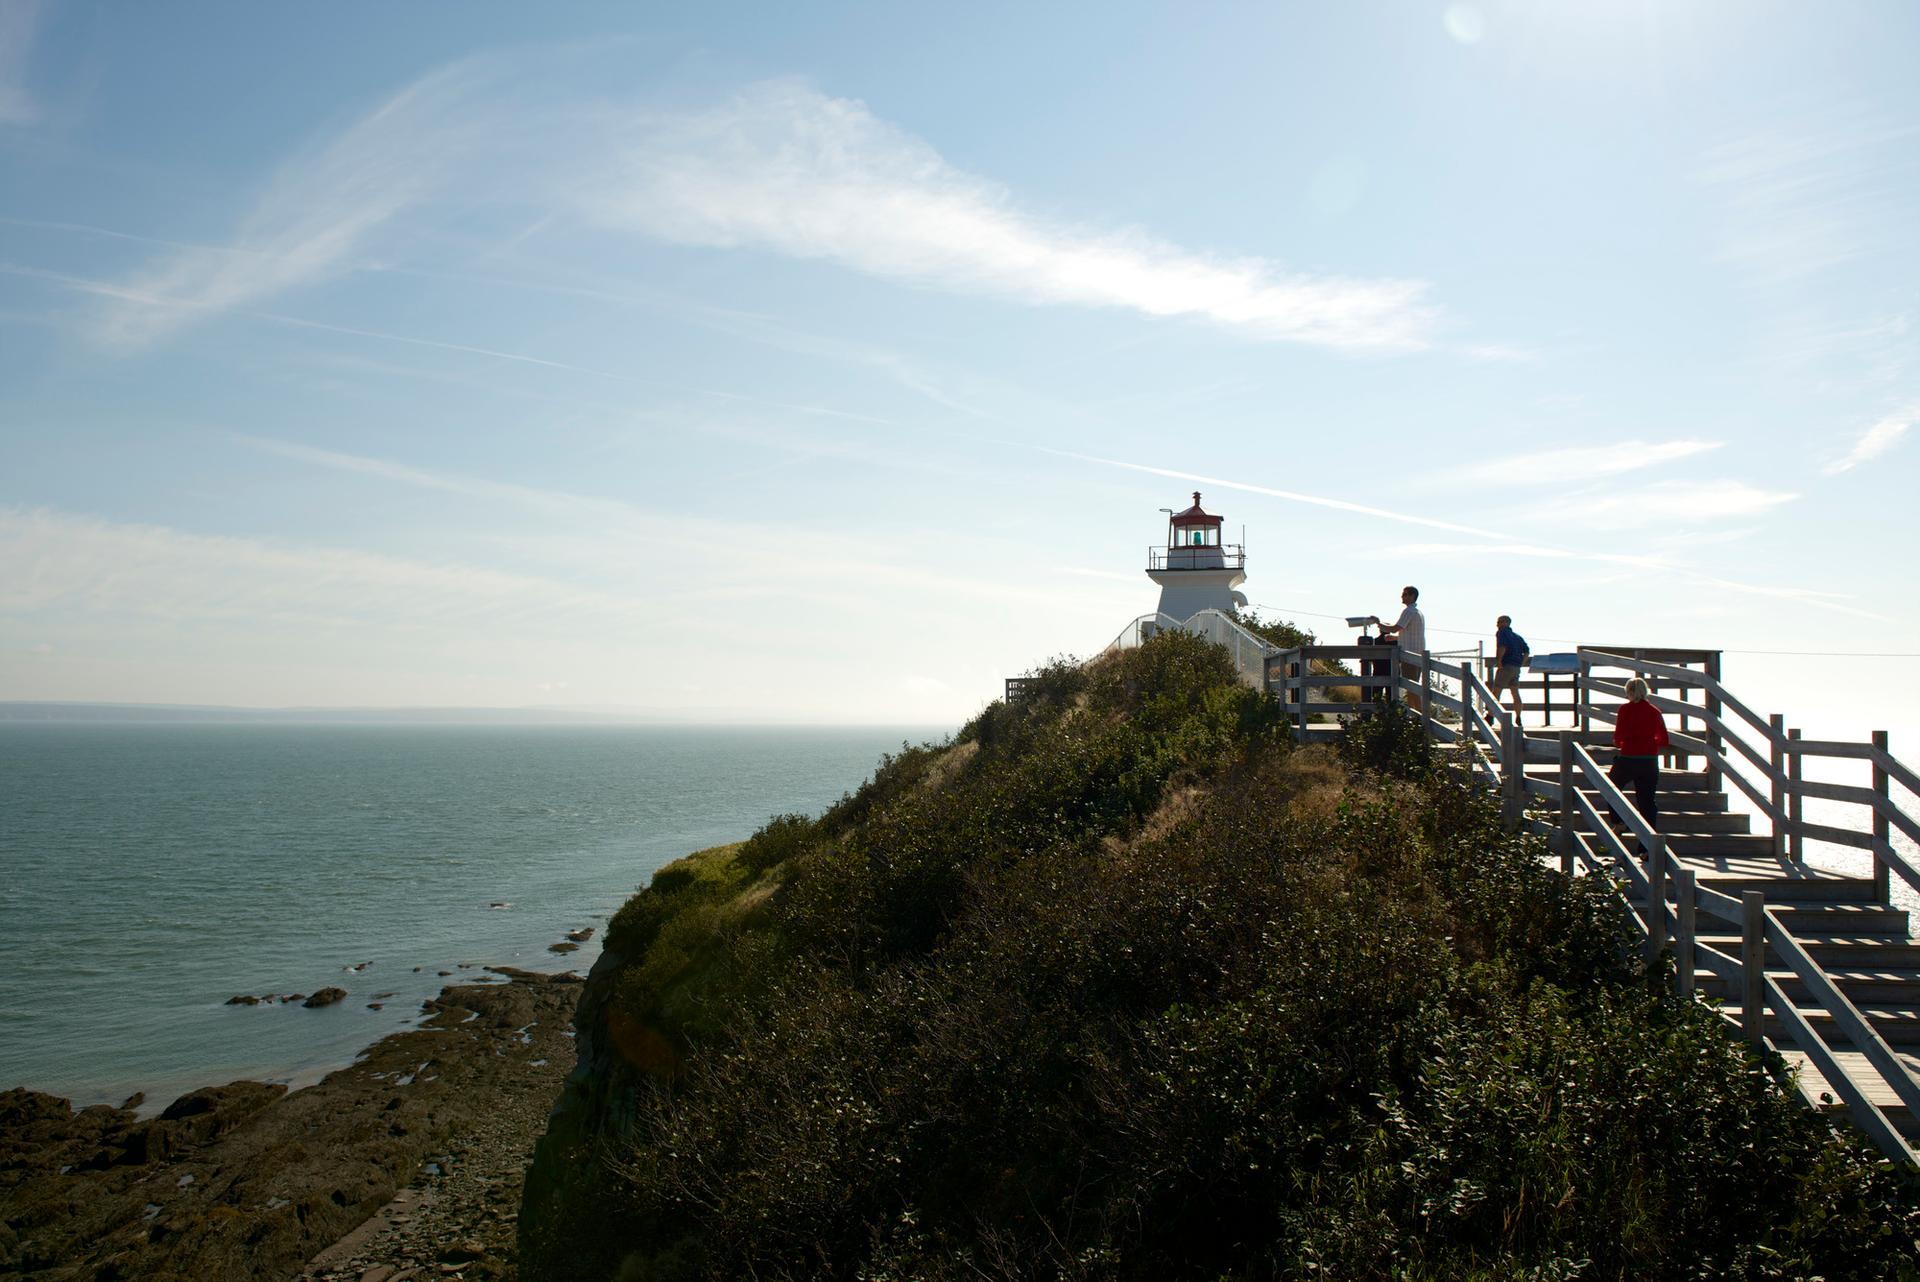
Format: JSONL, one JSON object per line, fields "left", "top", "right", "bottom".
{"left": 516, "top": 945, "right": 642, "bottom": 1279}
{"left": 518, "top": 835, "right": 769, "bottom": 1280}
{"left": 515, "top": 634, "right": 1920, "bottom": 1282}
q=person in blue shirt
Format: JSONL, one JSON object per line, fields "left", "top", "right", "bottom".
{"left": 1489, "top": 615, "right": 1529, "bottom": 723}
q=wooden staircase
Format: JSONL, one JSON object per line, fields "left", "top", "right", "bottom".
{"left": 1532, "top": 731, "right": 1920, "bottom": 1140}
{"left": 1256, "top": 634, "right": 1920, "bottom": 1157}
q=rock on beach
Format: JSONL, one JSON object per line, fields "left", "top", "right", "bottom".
{"left": 0, "top": 970, "right": 583, "bottom": 1282}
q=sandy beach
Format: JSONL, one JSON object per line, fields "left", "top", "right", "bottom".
{"left": 1, "top": 967, "right": 583, "bottom": 1281}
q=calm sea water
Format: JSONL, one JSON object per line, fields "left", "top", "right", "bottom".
{"left": 0, "top": 723, "right": 943, "bottom": 1111}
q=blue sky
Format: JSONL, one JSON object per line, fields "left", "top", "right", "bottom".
{"left": 1, "top": 1, "right": 1916, "bottom": 732}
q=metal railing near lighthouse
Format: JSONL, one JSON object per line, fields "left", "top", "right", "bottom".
{"left": 1104, "top": 609, "right": 1278, "bottom": 690}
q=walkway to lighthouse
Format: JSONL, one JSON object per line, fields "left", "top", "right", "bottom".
{"left": 1105, "top": 610, "right": 1920, "bottom": 1163}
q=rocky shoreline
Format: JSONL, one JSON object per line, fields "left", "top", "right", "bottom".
{"left": 1, "top": 967, "right": 583, "bottom": 1281}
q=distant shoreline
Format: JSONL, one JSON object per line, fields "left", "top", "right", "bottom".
{"left": 0, "top": 701, "right": 956, "bottom": 727}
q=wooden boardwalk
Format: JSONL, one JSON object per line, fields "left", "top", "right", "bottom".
{"left": 1258, "top": 636, "right": 1920, "bottom": 1161}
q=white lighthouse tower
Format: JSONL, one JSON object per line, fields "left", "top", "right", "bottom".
{"left": 1146, "top": 492, "right": 1248, "bottom": 621}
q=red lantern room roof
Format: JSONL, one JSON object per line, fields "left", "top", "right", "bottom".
{"left": 1169, "top": 491, "right": 1222, "bottom": 527}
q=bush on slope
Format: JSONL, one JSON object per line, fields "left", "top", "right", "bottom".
{"left": 530, "top": 631, "right": 1920, "bottom": 1281}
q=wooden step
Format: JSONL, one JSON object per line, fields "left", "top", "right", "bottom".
{"left": 1701, "top": 934, "right": 1920, "bottom": 970}
{"left": 1555, "top": 765, "right": 1721, "bottom": 785}
{"left": 1667, "top": 834, "right": 1781, "bottom": 858}
{"left": 1678, "top": 850, "right": 1879, "bottom": 901}
{"left": 1773, "top": 1048, "right": 1920, "bottom": 1140}
{"left": 1690, "top": 871, "right": 1881, "bottom": 904}
{"left": 1648, "top": 901, "right": 1909, "bottom": 934}
{"left": 1701, "top": 968, "right": 1920, "bottom": 1007}
{"left": 1769, "top": 1004, "right": 1920, "bottom": 1047}
{"left": 1769, "top": 903, "right": 1909, "bottom": 933}
{"left": 1575, "top": 809, "right": 1751, "bottom": 834}
{"left": 1573, "top": 789, "right": 1728, "bottom": 810}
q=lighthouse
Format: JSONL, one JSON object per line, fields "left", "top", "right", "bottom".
{"left": 1146, "top": 492, "right": 1248, "bottom": 621}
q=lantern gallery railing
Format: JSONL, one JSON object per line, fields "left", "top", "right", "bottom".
{"left": 1146, "top": 544, "right": 1246, "bottom": 572}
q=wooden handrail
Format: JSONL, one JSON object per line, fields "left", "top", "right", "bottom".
{"left": 1573, "top": 741, "right": 1660, "bottom": 852}
{"left": 1873, "top": 745, "right": 1920, "bottom": 801}
{"left": 1763, "top": 976, "right": 1920, "bottom": 1166}
{"left": 1572, "top": 787, "right": 1643, "bottom": 889}
{"left": 1690, "top": 879, "right": 1744, "bottom": 926}
{"left": 1784, "top": 739, "right": 1881, "bottom": 760}
{"left": 1580, "top": 647, "right": 1778, "bottom": 742}
{"left": 1797, "top": 779, "right": 1884, "bottom": 807}
{"left": 1878, "top": 797, "right": 1920, "bottom": 849}
{"left": 1765, "top": 914, "right": 1920, "bottom": 1124}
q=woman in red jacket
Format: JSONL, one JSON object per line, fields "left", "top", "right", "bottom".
{"left": 1611, "top": 676, "right": 1670, "bottom": 834}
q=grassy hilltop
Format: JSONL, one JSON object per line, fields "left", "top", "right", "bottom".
{"left": 520, "top": 629, "right": 1919, "bottom": 1281}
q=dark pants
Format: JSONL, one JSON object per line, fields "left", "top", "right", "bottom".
{"left": 1609, "top": 755, "right": 1660, "bottom": 833}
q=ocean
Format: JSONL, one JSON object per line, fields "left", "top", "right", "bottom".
{"left": 0, "top": 722, "right": 945, "bottom": 1112}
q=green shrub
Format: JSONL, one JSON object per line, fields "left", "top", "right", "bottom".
{"left": 1340, "top": 701, "right": 1435, "bottom": 781}
{"left": 541, "top": 625, "right": 1920, "bottom": 1282}
{"left": 735, "top": 812, "right": 818, "bottom": 878}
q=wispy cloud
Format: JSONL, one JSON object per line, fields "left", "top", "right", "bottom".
{"left": 1043, "top": 450, "right": 1508, "bottom": 539}
{"left": 1699, "top": 102, "right": 1920, "bottom": 284}
{"left": 1057, "top": 453, "right": 1869, "bottom": 617}
{"left": 85, "top": 63, "right": 1441, "bottom": 352}
{"left": 1552, "top": 479, "right": 1797, "bottom": 530}
{"left": 585, "top": 80, "right": 1438, "bottom": 351}
{"left": 238, "top": 437, "right": 1084, "bottom": 612}
{"left": 1449, "top": 439, "right": 1722, "bottom": 487}
{"left": 1379, "top": 541, "right": 1881, "bottom": 619}
{"left": 0, "top": 0, "right": 41, "bottom": 126}
{"left": 9, "top": 213, "right": 992, "bottom": 419}
{"left": 1824, "top": 406, "right": 1914, "bottom": 475}
{"left": 1462, "top": 342, "right": 1535, "bottom": 363}
{"left": 90, "top": 58, "right": 519, "bottom": 347}
{"left": 3, "top": 259, "right": 903, "bottom": 427}
{"left": 0, "top": 505, "right": 653, "bottom": 630}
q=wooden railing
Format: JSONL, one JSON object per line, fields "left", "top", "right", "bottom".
{"left": 1578, "top": 648, "right": 1920, "bottom": 898}
{"left": 1285, "top": 644, "right": 1920, "bottom": 1163}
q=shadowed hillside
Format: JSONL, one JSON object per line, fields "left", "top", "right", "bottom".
{"left": 520, "top": 629, "right": 1920, "bottom": 1281}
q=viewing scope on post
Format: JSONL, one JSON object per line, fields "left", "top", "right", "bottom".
{"left": 1347, "top": 615, "right": 1391, "bottom": 705}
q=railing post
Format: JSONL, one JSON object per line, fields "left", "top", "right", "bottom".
{"left": 1704, "top": 653, "right": 1723, "bottom": 796}
{"left": 1577, "top": 655, "right": 1590, "bottom": 732}
{"left": 1675, "top": 680, "right": 1691, "bottom": 773}
{"left": 1742, "top": 890, "right": 1767, "bottom": 1046}
{"left": 1788, "top": 727, "right": 1804, "bottom": 862}
{"left": 1675, "top": 867, "right": 1696, "bottom": 996}
{"left": 1420, "top": 649, "right": 1433, "bottom": 736}
{"left": 1645, "top": 836, "right": 1668, "bottom": 968}
{"left": 1501, "top": 718, "right": 1523, "bottom": 832}
{"left": 1557, "top": 730, "right": 1575, "bottom": 875}
{"left": 1291, "top": 656, "right": 1306, "bottom": 742}
{"left": 1874, "top": 730, "right": 1891, "bottom": 904}
{"left": 1769, "top": 713, "right": 1787, "bottom": 859}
